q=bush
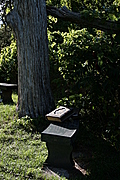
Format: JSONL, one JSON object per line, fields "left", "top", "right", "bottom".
{"left": 0, "top": 36, "right": 18, "bottom": 83}
{"left": 48, "top": 27, "right": 120, "bottom": 148}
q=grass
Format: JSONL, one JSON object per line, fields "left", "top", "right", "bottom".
{"left": 0, "top": 94, "right": 64, "bottom": 180}
{"left": 0, "top": 93, "right": 120, "bottom": 180}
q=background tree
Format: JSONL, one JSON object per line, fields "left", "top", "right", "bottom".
{"left": 1, "top": 0, "right": 55, "bottom": 118}
{"left": 0, "top": 1, "right": 120, "bottom": 148}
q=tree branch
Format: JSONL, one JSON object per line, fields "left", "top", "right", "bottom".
{"left": 46, "top": 6, "right": 120, "bottom": 34}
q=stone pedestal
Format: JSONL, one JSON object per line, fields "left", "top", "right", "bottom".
{"left": 41, "top": 120, "right": 79, "bottom": 169}
{"left": 0, "top": 83, "right": 17, "bottom": 103}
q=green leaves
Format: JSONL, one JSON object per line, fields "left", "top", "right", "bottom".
{"left": 0, "top": 35, "right": 18, "bottom": 83}
{"left": 48, "top": 19, "right": 120, "bottom": 147}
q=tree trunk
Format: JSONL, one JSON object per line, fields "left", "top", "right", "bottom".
{"left": 6, "top": 0, "right": 55, "bottom": 118}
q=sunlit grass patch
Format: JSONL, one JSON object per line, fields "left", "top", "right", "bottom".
{"left": 0, "top": 93, "right": 49, "bottom": 179}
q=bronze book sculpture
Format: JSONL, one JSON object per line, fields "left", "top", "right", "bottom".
{"left": 46, "top": 106, "right": 74, "bottom": 122}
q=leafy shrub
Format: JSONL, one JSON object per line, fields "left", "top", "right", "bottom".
{"left": 48, "top": 27, "right": 120, "bottom": 148}
{"left": 0, "top": 36, "right": 18, "bottom": 83}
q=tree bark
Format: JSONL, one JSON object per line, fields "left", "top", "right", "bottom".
{"left": 46, "top": 6, "right": 120, "bottom": 33}
{"left": 6, "top": 0, "right": 55, "bottom": 118}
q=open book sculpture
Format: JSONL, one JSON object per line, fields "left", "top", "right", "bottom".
{"left": 45, "top": 106, "right": 74, "bottom": 122}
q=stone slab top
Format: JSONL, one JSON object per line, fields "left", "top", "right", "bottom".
{"left": 0, "top": 83, "right": 17, "bottom": 87}
{"left": 42, "top": 123, "right": 76, "bottom": 138}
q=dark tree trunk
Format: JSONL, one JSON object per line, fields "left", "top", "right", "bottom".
{"left": 6, "top": 0, "right": 55, "bottom": 118}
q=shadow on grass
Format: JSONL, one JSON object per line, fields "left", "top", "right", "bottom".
{"left": 71, "top": 124, "right": 120, "bottom": 180}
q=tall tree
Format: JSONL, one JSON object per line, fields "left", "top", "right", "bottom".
{"left": 0, "top": 0, "right": 120, "bottom": 118}
{"left": 6, "top": 0, "right": 55, "bottom": 118}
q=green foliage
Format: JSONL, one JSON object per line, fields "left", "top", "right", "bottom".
{"left": 47, "top": 0, "right": 120, "bottom": 149}
{"left": 0, "top": 26, "right": 11, "bottom": 51}
{"left": 0, "top": 35, "right": 18, "bottom": 83}
{"left": 48, "top": 26, "right": 120, "bottom": 148}
{"left": 16, "top": 115, "right": 49, "bottom": 133}
{"left": 0, "top": 0, "right": 13, "bottom": 25}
